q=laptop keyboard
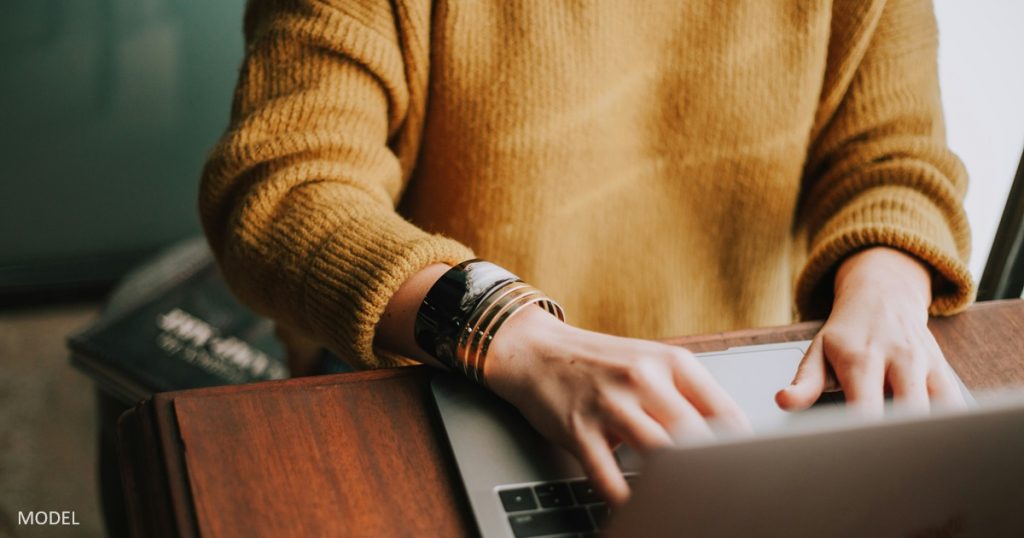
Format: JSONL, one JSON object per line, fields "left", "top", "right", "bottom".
{"left": 497, "top": 475, "right": 635, "bottom": 537}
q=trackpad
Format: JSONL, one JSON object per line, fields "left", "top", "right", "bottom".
{"left": 696, "top": 346, "right": 813, "bottom": 433}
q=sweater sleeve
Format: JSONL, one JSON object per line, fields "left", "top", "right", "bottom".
{"left": 199, "top": 0, "right": 473, "bottom": 368}
{"left": 795, "top": 0, "right": 974, "bottom": 320}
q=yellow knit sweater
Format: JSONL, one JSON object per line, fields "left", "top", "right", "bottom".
{"left": 200, "top": 0, "right": 973, "bottom": 368}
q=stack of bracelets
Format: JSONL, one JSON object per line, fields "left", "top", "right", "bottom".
{"left": 414, "top": 259, "right": 565, "bottom": 385}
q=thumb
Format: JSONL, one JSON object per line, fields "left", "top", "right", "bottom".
{"left": 776, "top": 338, "right": 826, "bottom": 411}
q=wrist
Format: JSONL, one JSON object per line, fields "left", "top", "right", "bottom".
{"left": 412, "top": 259, "right": 565, "bottom": 384}
{"left": 834, "top": 247, "right": 932, "bottom": 310}
{"left": 485, "top": 305, "right": 568, "bottom": 391}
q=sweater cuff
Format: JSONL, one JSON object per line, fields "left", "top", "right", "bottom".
{"left": 302, "top": 211, "right": 474, "bottom": 368}
{"left": 796, "top": 185, "right": 974, "bottom": 320}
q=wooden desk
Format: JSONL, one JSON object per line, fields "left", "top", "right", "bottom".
{"left": 118, "top": 300, "right": 1024, "bottom": 537}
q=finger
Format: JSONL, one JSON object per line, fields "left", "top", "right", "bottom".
{"left": 573, "top": 427, "right": 630, "bottom": 506}
{"left": 631, "top": 361, "right": 720, "bottom": 440}
{"left": 667, "top": 352, "right": 751, "bottom": 433}
{"left": 887, "top": 362, "right": 929, "bottom": 414}
{"left": 920, "top": 338, "right": 968, "bottom": 410}
{"left": 832, "top": 351, "right": 886, "bottom": 419}
{"left": 776, "top": 337, "right": 827, "bottom": 411}
{"left": 644, "top": 384, "right": 718, "bottom": 443}
{"left": 927, "top": 365, "right": 967, "bottom": 410}
{"left": 603, "top": 401, "right": 674, "bottom": 453}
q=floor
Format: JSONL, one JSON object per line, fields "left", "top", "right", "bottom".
{"left": 0, "top": 302, "right": 105, "bottom": 538}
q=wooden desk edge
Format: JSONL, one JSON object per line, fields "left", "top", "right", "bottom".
{"left": 666, "top": 299, "right": 1021, "bottom": 352}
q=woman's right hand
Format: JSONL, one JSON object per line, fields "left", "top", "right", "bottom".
{"left": 485, "top": 306, "right": 751, "bottom": 506}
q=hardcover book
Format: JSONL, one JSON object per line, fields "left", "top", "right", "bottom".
{"left": 68, "top": 239, "right": 288, "bottom": 405}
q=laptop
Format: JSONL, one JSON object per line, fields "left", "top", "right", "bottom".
{"left": 430, "top": 341, "right": 1022, "bottom": 537}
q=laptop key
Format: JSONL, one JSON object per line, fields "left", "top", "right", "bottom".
{"left": 498, "top": 488, "right": 537, "bottom": 512}
{"left": 507, "top": 508, "right": 594, "bottom": 537}
{"left": 534, "top": 482, "right": 574, "bottom": 508}
{"left": 588, "top": 503, "right": 612, "bottom": 529}
{"left": 569, "top": 480, "right": 602, "bottom": 505}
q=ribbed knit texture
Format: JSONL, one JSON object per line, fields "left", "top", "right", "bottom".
{"left": 200, "top": 0, "right": 973, "bottom": 368}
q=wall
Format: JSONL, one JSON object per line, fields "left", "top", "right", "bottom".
{"left": 0, "top": 0, "right": 246, "bottom": 289}
{"left": 935, "top": 0, "right": 1024, "bottom": 281}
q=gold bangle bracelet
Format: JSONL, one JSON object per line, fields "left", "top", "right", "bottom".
{"left": 414, "top": 259, "right": 564, "bottom": 382}
{"left": 455, "top": 281, "right": 563, "bottom": 385}
{"left": 465, "top": 287, "right": 544, "bottom": 383}
{"left": 474, "top": 294, "right": 562, "bottom": 385}
{"left": 457, "top": 281, "right": 535, "bottom": 380}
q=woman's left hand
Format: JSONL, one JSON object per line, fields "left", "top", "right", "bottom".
{"left": 776, "top": 246, "right": 966, "bottom": 416}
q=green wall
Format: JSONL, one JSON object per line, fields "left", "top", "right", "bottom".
{"left": 0, "top": 0, "right": 246, "bottom": 290}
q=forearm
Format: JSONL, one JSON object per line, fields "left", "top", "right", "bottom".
{"left": 795, "top": 0, "right": 972, "bottom": 319}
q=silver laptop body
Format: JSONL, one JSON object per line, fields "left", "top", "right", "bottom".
{"left": 608, "top": 391, "right": 1024, "bottom": 537}
{"left": 431, "top": 341, "right": 1003, "bottom": 537}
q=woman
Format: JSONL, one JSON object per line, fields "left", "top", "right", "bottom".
{"left": 200, "top": 0, "right": 973, "bottom": 504}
